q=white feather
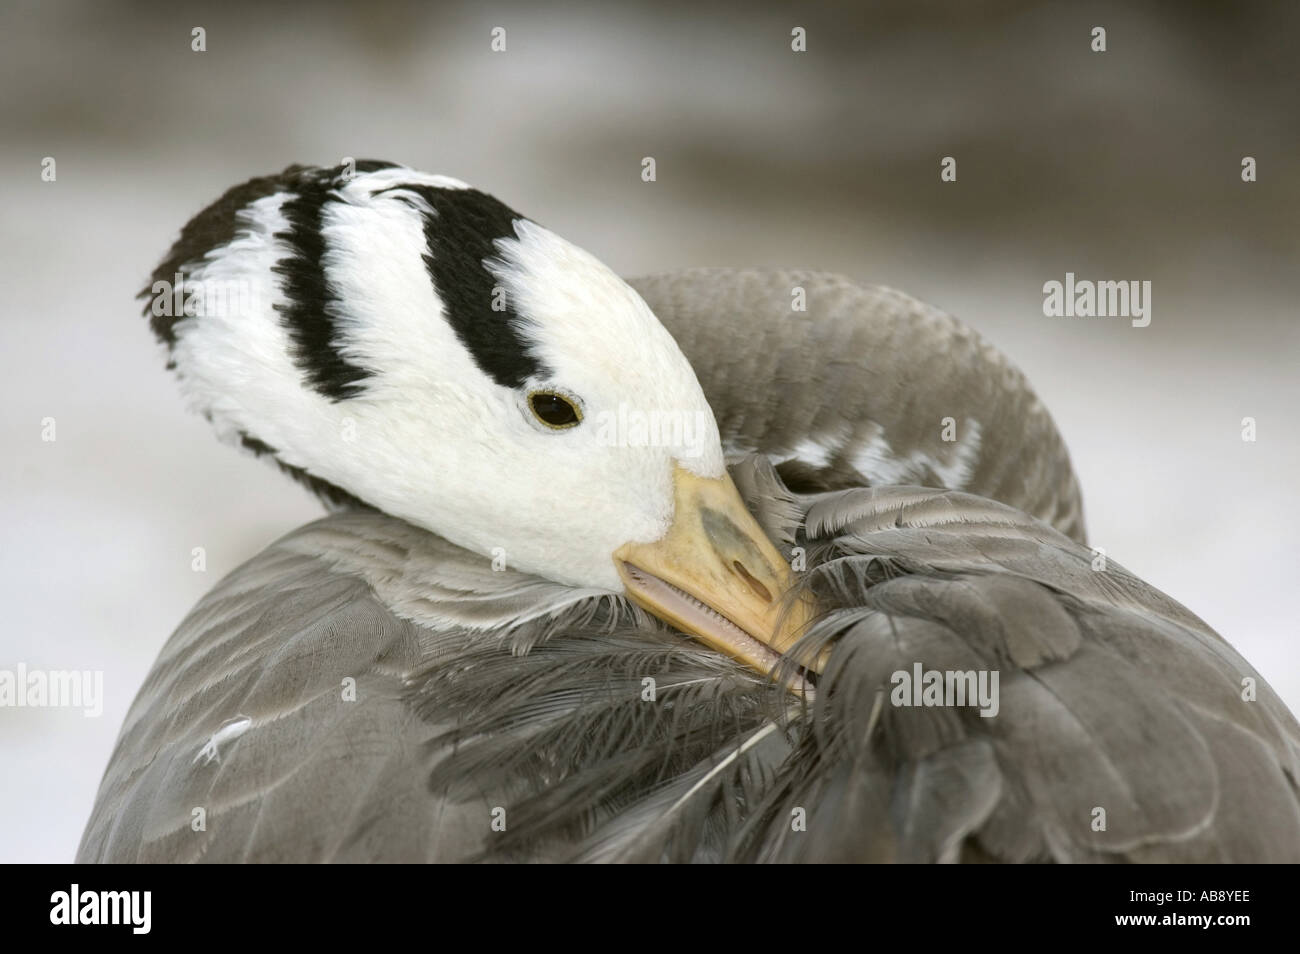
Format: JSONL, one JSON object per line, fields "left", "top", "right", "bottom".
{"left": 166, "top": 165, "right": 727, "bottom": 591}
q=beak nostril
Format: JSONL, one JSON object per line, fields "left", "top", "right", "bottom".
{"left": 732, "top": 561, "right": 772, "bottom": 602}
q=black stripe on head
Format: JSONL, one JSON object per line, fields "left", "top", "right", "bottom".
{"left": 272, "top": 165, "right": 379, "bottom": 402}
{"left": 384, "top": 184, "right": 545, "bottom": 390}
{"left": 142, "top": 164, "right": 400, "bottom": 350}
{"left": 144, "top": 160, "right": 402, "bottom": 398}
{"left": 143, "top": 168, "right": 298, "bottom": 347}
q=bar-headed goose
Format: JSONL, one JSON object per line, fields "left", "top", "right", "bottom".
{"left": 79, "top": 162, "right": 1300, "bottom": 863}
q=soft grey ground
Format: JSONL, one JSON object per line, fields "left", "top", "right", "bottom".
{"left": 1, "top": 0, "right": 1297, "bottom": 862}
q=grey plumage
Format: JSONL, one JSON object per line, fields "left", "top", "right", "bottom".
{"left": 631, "top": 269, "right": 1086, "bottom": 542}
{"left": 78, "top": 468, "right": 1300, "bottom": 862}
{"left": 79, "top": 268, "right": 1300, "bottom": 862}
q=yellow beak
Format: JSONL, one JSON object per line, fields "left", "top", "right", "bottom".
{"left": 614, "top": 465, "right": 816, "bottom": 695}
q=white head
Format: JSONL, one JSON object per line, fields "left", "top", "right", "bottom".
{"left": 150, "top": 161, "right": 810, "bottom": 680}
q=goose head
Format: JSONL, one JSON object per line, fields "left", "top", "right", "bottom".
{"left": 147, "top": 161, "right": 810, "bottom": 678}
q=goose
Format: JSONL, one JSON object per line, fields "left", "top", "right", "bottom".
{"left": 79, "top": 161, "right": 1300, "bottom": 863}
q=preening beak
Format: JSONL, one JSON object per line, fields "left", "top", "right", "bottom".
{"left": 614, "top": 465, "right": 816, "bottom": 694}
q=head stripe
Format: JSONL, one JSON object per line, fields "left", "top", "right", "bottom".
{"left": 382, "top": 184, "right": 545, "bottom": 390}
{"left": 272, "top": 167, "right": 375, "bottom": 401}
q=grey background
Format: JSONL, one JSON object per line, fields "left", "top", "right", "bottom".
{"left": 1, "top": 0, "right": 1296, "bottom": 862}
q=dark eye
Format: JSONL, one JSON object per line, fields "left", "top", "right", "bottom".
{"left": 528, "top": 391, "right": 582, "bottom": 429}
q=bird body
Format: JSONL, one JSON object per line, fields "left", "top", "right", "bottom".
{"left": 80, "top": 475, "right": 1300, "bottom": 862}
{"left": 81, "top": 163, "right": 1300, "bottom": 863}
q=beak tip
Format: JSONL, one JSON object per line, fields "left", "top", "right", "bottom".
{"left": 614, "top": 467, "right": 821, "bottom": 692}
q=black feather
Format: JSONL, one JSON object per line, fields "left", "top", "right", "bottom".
{"left": 381, "top": 184, "right": 546, "bottom": 390}
{"left": 271, "top": 166, "right": 375, "bottom": 401}
{"left": 142, "top": 167, "right": 298, "bottom": 347}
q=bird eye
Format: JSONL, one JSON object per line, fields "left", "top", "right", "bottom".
{"left": 528, "top": 391, "right": 582, "bottom": 429}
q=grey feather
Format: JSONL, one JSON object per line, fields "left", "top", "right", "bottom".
{"left": 630, "top": 269, "right": 1086, "bottom": 542}
{"left": 79, "top": 268, "right": 1299, "bottom": 862}
{"left": 79, "top": 474, "right": 1300, "bottom": 863}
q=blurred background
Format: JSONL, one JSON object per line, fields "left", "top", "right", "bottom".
{"left": 1, "top": 0, "right": 1297, "bottom": 862}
